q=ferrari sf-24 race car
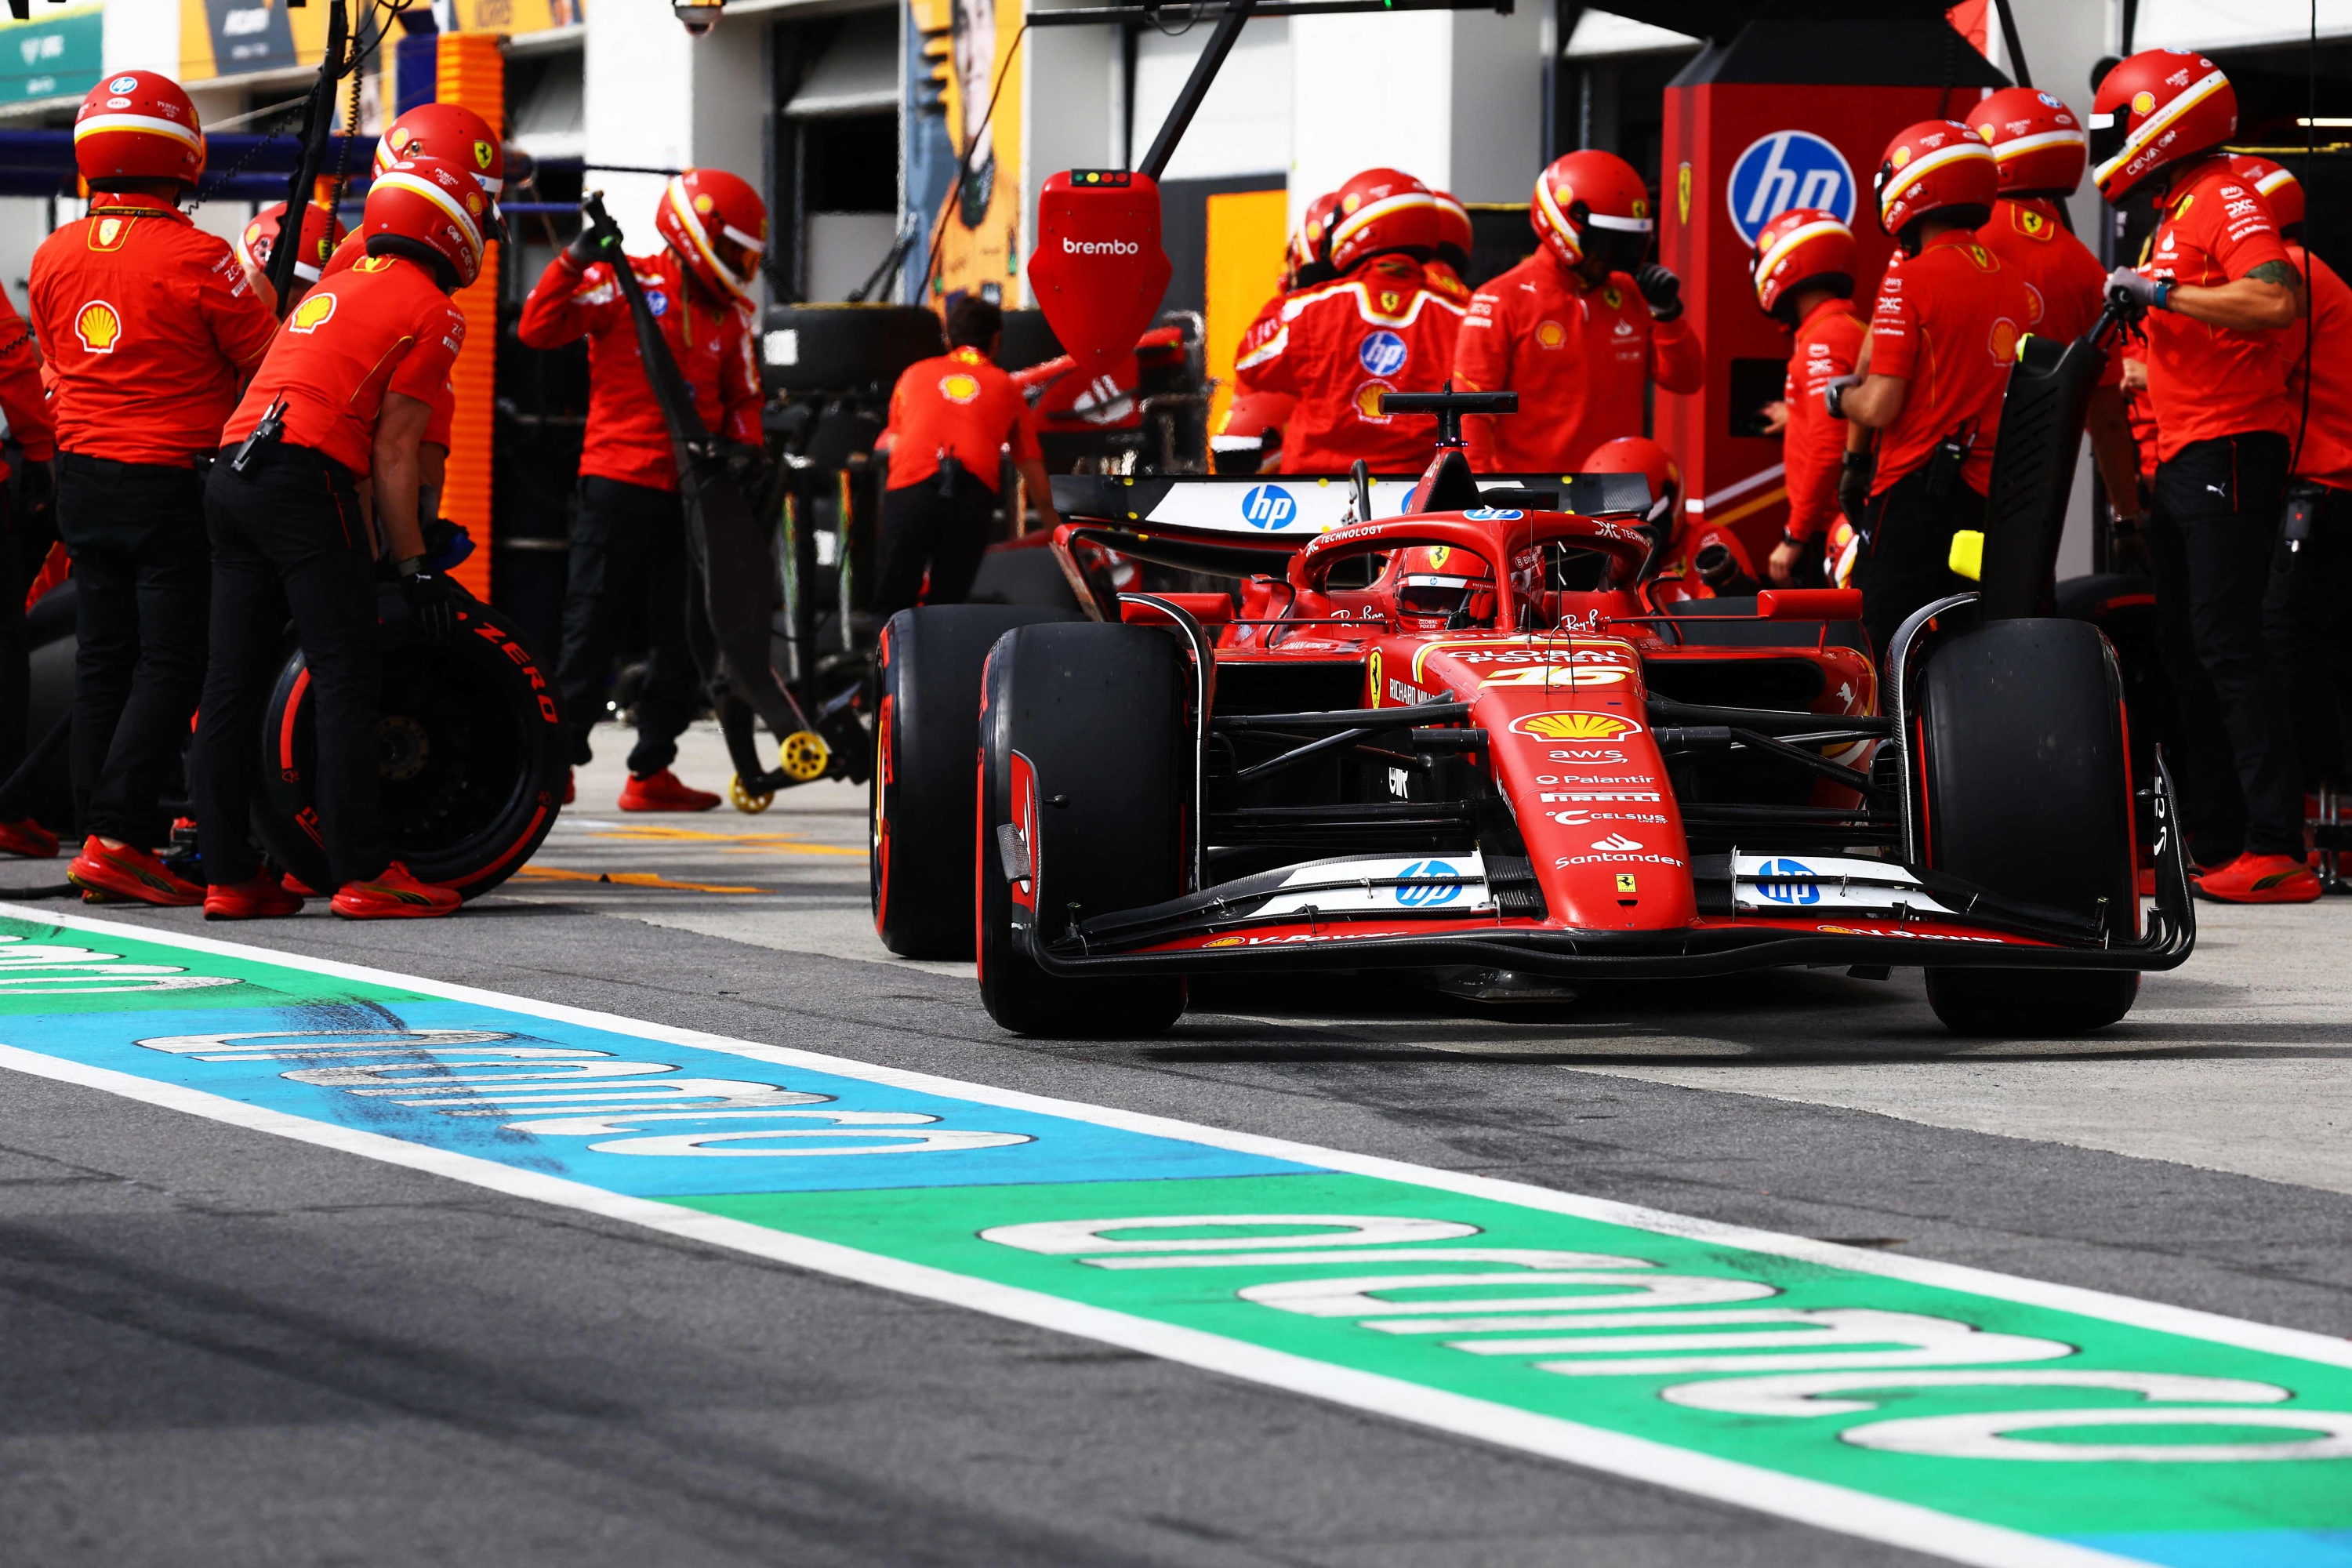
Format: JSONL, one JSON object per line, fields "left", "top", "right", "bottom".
{"left": 871, "top": 401, "right": 2193, "bottom": 1039}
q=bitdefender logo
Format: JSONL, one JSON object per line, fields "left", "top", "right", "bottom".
{"left": 1062, "top": 237, "right": 1140, "bottom": 255}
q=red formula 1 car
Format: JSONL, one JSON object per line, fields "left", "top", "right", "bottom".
{"left": 871, "top": 397, "right": 2192, "bottom": 1039}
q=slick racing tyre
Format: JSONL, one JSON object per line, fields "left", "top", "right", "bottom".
{"left": 2056, "top": 573, "right": 2170, "bottom": 837}
{"left": 1915, "top": 617, "right": 2140, "bottom": 1036}
{"left": 978, "top": 621, "right": 1189, "bottom": 1037}
{"left": 872, "top": 603, "right": 1081, "bottom": 959}
{"left": 255, "top": 595, "right": 567, "bottom": 899}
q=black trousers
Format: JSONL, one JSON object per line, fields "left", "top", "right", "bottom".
{"left": 873, "top": 470, "right": 996, "bottom": 622}
{"left": 2264, "top": 481, "right": 2352, "bottom": 793}
{"left": 192, "top": 444, "right": 386, "bottom": 888}
{"left": 0, "top": 486, "right": 24, "bottom": 792}
{"left": 557, "top": 476, "right": 698, "bottom": 776}
{"left": 1853, "top": 464, "right": 1982, "bottom": 668}
{"left": 2154, "top": 433, "right": 2303, "bottom": 858}
{"left": 56, "top": 451, "right": 209, "bottom": 845}
{"left": 2145, "top": 502, "right": 2252, "bottom": 864}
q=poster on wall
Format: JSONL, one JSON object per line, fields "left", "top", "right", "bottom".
{"left": 179, "top": 0, "right": 386, "bottom": 80}
{"left": 0, "top": 2, "right": 100, "bottom": 105}
{"left": 444, "top": 0, "right": 585, "bottom": 34}
{"left": 902, "top": 0, "right": 1022, "bottom": 310}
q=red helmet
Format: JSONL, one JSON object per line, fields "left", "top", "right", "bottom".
{"left": 1580, "top": 436, "right": 1682, "bottom": 530}
{"left": 1327, "top": 168, "right": 1440, "bottom": 274}
{"left": 361, "top": 154, "right": 490, "bottom": 291}
{"left": 1874, "top": 121, "right": 1998, "bottom": 240}
{"left": 656, "top": 168, "right": 768, "bottom": 306}
{"left": 1532, "top": 150, "right": 1653, "bottom": 275}
{"left": 1287, "top": 190, "right": 1342, "bottom": 285}
{"left": 1973, "top": 87, "right": 2089, "bottom": 198}
{"left": 1433, "top": 191, "right": 1472, "bottom": 269}
{"left": 238, "top": 201, "right": 347, "bottom": 283}
{"left": 74, "top": 71, "right": 204, "bottom": 189}
{"left": 2227, "top": 153, "right": 2303, "bottom": 233}
{"left": 1386, "top": 544, "right": 1494, "bottom": 628}
{"left": 1749, "top": 206, "right": 1856, "bottom": 321}
{"left": 2091, "top": 49, "right": 2236, "bottom": 201}
{"left": 375, "top": 102, "right": 506, "bottom": 194}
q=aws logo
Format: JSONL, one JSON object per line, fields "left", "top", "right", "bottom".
{"left": 1510, "top": 711, "right": 1641, "bottom": 741}
{"left": 287, "top": 292, "right": 337, "bottom": 335}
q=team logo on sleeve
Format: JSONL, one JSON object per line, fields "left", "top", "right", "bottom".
{"left": 72, "top": 301, "right": 122, "bottom": 354}
{"left": 287, "top": 292, "right": 339, "bottom": 335}
{"left": 940, "top": 372, "right": 982, "bottom": 404}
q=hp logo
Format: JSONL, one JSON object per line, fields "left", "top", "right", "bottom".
{"left": 1394, "top": 858, "right": 1461, "bottom": 908}
{"left": 1240, "top": 484, "right": 1297, "bottom": 529}
{"left": 1754, "top": 857, "right": 1821, "bottom": 906}
{"left": 1358, "top": 329, "right": 1409, "bottom": 377}
{"left": 1726, "top": 131, "right": 1856, "bottom": 245}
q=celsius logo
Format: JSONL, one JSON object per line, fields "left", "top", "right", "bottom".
{"left": 1755, "top": 856, "right": 1821, "bottom": 905}
{"left": 1358, "top": 329, "right": 1408, "bottom": 376}
{"left": 1393, "top": 858, "right": 1461, "bottom": 908}
{"left": 1062, "top": 237, "right": 1139, "bottom": 255}
{"left": 1240, "top": 484, "right": 1298, "bottom": 529}
{"left": 1727, "top": 131, "right": 1856, "bottom": 245}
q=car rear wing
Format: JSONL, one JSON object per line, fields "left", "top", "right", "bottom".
{"left": 1050, "top": 471, "right": 1655, "bottom": 542}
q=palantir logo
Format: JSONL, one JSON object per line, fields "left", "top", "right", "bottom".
{"left": 1726, "top": 131, "right": 1856, "bottom": 245}
{"left": 1394, "top": 859, "right": 1461, "bottom": 908}
{"left": 1755, "top": 857, "right": 1821, "bottom": 906}
{"left": 1358, "top": 329, "right": 1408, "bottom": 376}
{"left": 1240, "top": 483, "right": 1298, "bottom": 529}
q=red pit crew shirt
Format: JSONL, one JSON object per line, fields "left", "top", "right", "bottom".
{"left": 1452, "top": 249, "right": 1703, "bottom": 474}
{"left": 2141, "top": 157, "right": 2296, "bottom": 460}
{"left": 1781, "top": 296, "right": 1866, "bottom": 539}
{"left": 2283, "top": 242, "right": 2352, "bottom": 491}
{"left": 1236, "top": 256, "right": 1466, "bottom": 474}
{"left": 220, "top": 254, "right": 465, "bottom": 480}
{"left": 30, "top": 192, "right": 278, "bottom": 466}
{"left": 516, "top": 247, "right": 763, "bottom": 492}
{"left": 0, "top": 279, "right": 53, "bottom": 483}
{"left": 1865, "top": 229, "right": 2033, "bottom": 497}
{"left": 879, "top": 347, "right": 1040, "bottom": 492}
{"left": 1980, "top": 198, "right": 2120, "bottom": 387}
{"left": 319, "top": 233, "right": 455, "bottom": 451}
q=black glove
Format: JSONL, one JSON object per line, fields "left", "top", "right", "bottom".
{"left": 421, "top": 517, "right": 476, "bottom": 572}
{"left": 15, "top": 457, "right": 51, "bottom": 521}
{"left": 720, "top": 440, "right": 769, "bottom": 495}
{"left": 1634, "top": 263, "right": 1683, "bottom": 323}
{"left": 398, "top": 564, "right": 458, "bottom": 641}
{"left": 1838, "top": 450, "right": 1875, "bottom": 526}
{"left": 567, "top": 215, "right": 621, "bottom": 268}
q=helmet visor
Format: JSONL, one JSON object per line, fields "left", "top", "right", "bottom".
{"left": 2086, "top": 111, "right": 2126, "bottom": 176}
{"left": 1398, "top": 573, "right": 1483, "bottom": 620}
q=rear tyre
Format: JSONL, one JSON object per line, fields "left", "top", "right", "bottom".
{"left": 871, "top": 604, "right": 1082, "bottom": 958}
{"left": 256, "top": 595, "right": 566, "bottom": 900}
{"left": 978, "top": 622, "right": 1189, "bottom": 1036}
{"left": 1915, "top": 617, "right": 2140, "bottom": 1036}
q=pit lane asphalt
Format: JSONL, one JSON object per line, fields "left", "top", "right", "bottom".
{"left": 0, "top": 722, "right": 2346, "bottom": 1568}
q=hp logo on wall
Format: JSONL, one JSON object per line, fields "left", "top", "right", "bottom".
{"left": 1726, "top": 131, "right": 1856, "bottom": 246}
{"left": 1240, "top": 484, "right": 1298, "bottom": 529}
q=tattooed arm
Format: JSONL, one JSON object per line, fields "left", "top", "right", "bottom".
{"left": 2167, "top": 257, "right": 2307, "bottom": 332}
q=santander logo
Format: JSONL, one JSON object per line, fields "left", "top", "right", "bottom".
{"left": 1591, "top": 833, "right": 1645, "bottom": 851}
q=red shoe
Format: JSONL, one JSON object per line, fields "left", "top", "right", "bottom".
{"left": 331, "top": 862, "right": 462, "bottom": 920}
{"left": 563, "top": 769, "right": 576, "bottom": 805}
{"left": 281, "top": 872, "right": 317, "bottom": 897}
{"left": 67, "top": 837, "right": 203, "bottom": 906}
{"left": 0, "top": 818, "right": 57, "bottom": 858}
{"left": 2190, "top": 851, "right": 2323, "bottom": 905}
{"left": 205, "top": 871, "right": 304, "bottom": 920}
{"left": 619, "top": 768, "right": 720, "bottom": 812}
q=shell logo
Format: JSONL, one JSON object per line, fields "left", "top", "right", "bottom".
{"left": 1510, "top": 711, "right": 1641, "bottom": 741}
{"left": 1341, "top": 192, "right": 1362, "bottom": 213}
{"left": 288, "top": 292, "right": 339, "bottom": 335}
{"left": 1535, "top": 319, "right": 1566, "bottom": 349}
{"left": 1553, "top": 180, "right": 1574, "bottom": 208}
{"left": 1891, "top": 147, "right": 1912, "bottom": 169}
{"left": 1352, "top": 379, "right": 1396, "bottom": 421}
{"left": 1977, "top": 122, "right": 1996, "bottom": 140}
{"left": 2132, "top": 91, "right": 2155, "bottom": 116}
{"left": 695, "top": 193, "right": 715, "bottom": 213}
{"left": 939, "top": 372, "right": 982, "bottom": 404}
{"left": 1989, "top": 317, "right": 2021, "bottom": 363}
{"left": 390, "top": 127, "right": 413, "bottom": 151}
{"left": 473, "top": 140, "right": 493, "bottom": 170}
{"left": 73, "top": 300, "right": 122, "bottom": 354}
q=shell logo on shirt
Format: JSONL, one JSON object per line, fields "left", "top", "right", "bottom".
{"left": 1535, "top": 319, "right": 1567, "bottom": 349}
{"left": 940, "top": 372, "right": 982, "bottom": 405}
{"left": 73, "top": 301, "right": 122, "bottom": 354}
{"left": 1352, "top": 379, "right": 1397, "bottom": 422}
{"left": 1988, "top": 317, "right": 2022, "bottom": 364}
{"left": 288, "top": 292, "right": 339, "bottom": 335}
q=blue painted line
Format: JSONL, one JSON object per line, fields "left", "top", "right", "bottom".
{"left": 17, "top": 997, "right": 1315, "bottom": 1196}
{"left": 2068, "top": 1534, "right": 2352, "bottom": 1568}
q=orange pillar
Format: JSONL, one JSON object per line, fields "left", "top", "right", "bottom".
{"left": 435, "top": 32, "right": 503, "bottom": 602}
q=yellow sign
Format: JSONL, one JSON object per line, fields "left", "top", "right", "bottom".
{"left": 72, "top": 299, "right": 119, "bottom": 353}
{"left": 1509, "top": 711, "right": 1640, "bottom": 741}
{"left": 915, "top": 0, "right": 1025, "bottom": 304}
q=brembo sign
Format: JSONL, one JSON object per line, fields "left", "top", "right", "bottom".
{"left": 1028, "top": 168, "right": 1173, "bottom": 380}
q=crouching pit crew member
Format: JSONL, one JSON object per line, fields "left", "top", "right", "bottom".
{"left": 1833, "top": 121, "right": 2031, "bottom": 661}
{"left": 191, "top": 155, "right": 483, "bottom": 922}
{"left": 1748, "top": 207, "right": 1864, "bottom": 587}
{"left": 872, "top": 296, "right": 1059, "bottom": 619}
{"left": 2094, "top": 50, "right": 2316, "bottom": 904}
{"left": 31, "top": 70, "right": 278, "bottom": 905}
{"left": 517, "top": 168, "right": 767, "bottom": 814}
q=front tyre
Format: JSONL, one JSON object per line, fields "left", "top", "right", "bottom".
{"left": 977, "top": 622, "right": 1189, "bottom": 1037}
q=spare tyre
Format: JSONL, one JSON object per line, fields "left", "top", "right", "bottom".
{"left": 254, "top": 592, "right": 567, "bottom": 899}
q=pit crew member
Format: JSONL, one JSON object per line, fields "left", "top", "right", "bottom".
{"left": 236, "top": 200, "right": 346, "bottom": 311}
{"left": 1748, "top": 207, "right": 1864, "bottom": 587}
{"left": 2094, "top": 49, "right": 2315, "bottom": 902}
{"left": 873, "top": 296, "right": 1059, "bottom": 618}
{"left": 1426, "top": 191, "right": 1475, "bottom": 304}
{"left": 1236, "top": 168, "right": 1468, "bottom": 474}
{"left": 1212, "top": 191, "right": 1338, "bottom": 474}
{"left": 30, "top": 71, "right": 278, "bottom": 905}
{"left": 194, "top": 155, "right": 485, "bottom": 921}
{"left": 517, "top": 168, "right": 765, "bottom": 814}
{"left": 1453, "top": 150, "right": 1702, "bottom": 475}
{"left": 1833, "top": 122, "right": 2031, "bottom": 660}
{"left": 0, "top": 275, "right": 54, "bottom": 860}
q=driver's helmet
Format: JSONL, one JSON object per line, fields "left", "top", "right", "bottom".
{"left": 1389, "top": 544, "right": 1495, "bottom": 626}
